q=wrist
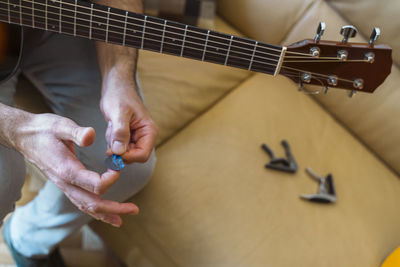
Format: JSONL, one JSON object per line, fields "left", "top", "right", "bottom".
{"left": 0, "top": 103, "right": 34, "bottom": 150}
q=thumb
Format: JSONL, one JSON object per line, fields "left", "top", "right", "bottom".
{"left": 110, "top": 119, "right": 131, "bottom": 155}
{"left": 55, "top": 119, "right": 96, "bottom": 147}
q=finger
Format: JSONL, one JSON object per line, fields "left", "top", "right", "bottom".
{"left": 110, "top": 117, "right": 131, "bottom": 155}
{"left": 89, "top": 199, "right": 139, "bottom": 215}
{"left": 98, "top": 170, "right": 121, "bottom": 195}
{"left": 65, "top": 184, "right": 139, "bottom": 216}
{"left": 71, "top": 169, "right": 120, "bottom": 195}
{"left": 90, "top": 213, "right": 122, "bottom": 227}
{"left": 54, "top": 119, "right": 95, "bottom": 147}
{"left": 123, "top": 134, "right": 156, "bottom": 163}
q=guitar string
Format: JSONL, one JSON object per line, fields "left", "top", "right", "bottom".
{"left": 282, "top": 69, "right": 343, "bottom": 84}
{"left": 281, "top": 66, "right": 354, "bottom": 83}
{"left": 4, "top": 1, "right": 282, "bottom": 61}
{"left": 283, "top": 59, "right": 367, "bottom": 63}
{"left": 19, "top": 0, "right": 338, "bottom": 58}
{"left": 1, "top": 13, "right": 280, "bottom": 70}
{"left": 283, "top": 71, "right": 329, "bottom": 94}
{"left": 0, "top": 9, "right": 360, "bottom": 84}
{"left": 2, "top": 4, "right": 370, "bottom": 64}
{"left": 6, "top": 0, "right": 365, "bottom": 60}
{"left": 0, "top": 14, "right": 358, "bottom": 84}
{"left": 15, "top": 0, "right": 371, "bottom": 62}
{"left": 8, "top": 0, "right": 291, "bottom": 58}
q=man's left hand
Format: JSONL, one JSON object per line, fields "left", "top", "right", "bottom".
{"left": 100, "top": 73, "right": 158, "bottom": 164}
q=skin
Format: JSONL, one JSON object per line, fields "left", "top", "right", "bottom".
{"left": 0, "top": 0, "right": 158, "bottom": 227}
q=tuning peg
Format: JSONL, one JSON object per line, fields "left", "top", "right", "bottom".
{"left": 298, "top": 81, "right": 304, "bottom": 91}
{"left": 349, "top": 90, "right": 357, "bottom": 98}
{"left": 340, "top": 25, "right": 358, "bottom": 44}
{"left": 369, "top": 27, "right": 381, "bottom": 45}
{"left": 314, "top": 22, "right": 326, "bottom": 43}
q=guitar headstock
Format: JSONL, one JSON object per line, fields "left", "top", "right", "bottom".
{"left": 280, "top": 23, "right": 392, "bottom": 96}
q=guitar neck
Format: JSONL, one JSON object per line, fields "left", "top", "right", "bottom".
{"left": 0, "top": 0, "right": 285, "bottom": 76}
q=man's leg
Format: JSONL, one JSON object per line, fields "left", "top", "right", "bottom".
{"left": 9, "top": 30, "right": 156, "bottom": 257}
{"left": 0, "top": 75, "right": 26, "bottom": 224}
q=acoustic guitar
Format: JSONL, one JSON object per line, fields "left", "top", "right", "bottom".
{"left": 0, "top": 0, "right": 392, "bottom": 96}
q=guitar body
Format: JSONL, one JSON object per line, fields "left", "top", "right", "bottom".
{"left": 0, "top": 22, "right": 23, "bottom": 84}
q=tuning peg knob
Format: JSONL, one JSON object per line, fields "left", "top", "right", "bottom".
{"left": 349, "top": 90, "right": 357, "bottom": 98}
{"left": 369, "top": 27, "right": 381, "bottom": 45}
{"left": 314, "top": 22, "right": 326, "bottom": 43}
{"left": 298, "top": 81, "right": 304, "bottom": 91}
{"left": 340, "top": 25, "right": 358, "bottom": 44}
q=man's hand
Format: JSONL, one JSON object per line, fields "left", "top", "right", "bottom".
{"left": 100, "top": 70, "right": 158, "bottom": 163}
{"left": 11, "top": 112, "right": 138, "bottom": 227}
{"left": 94, "top": 0, "right": 157, "bottom": 164}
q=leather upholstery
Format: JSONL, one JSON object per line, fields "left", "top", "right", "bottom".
{"left": 91, "top": 1, "right": 400, "bottom": 266}
{"left": 327, "top": 0, "right": 400, "bottom": 65}
{"left": 93, "top": 74, "right": 400, "bottom": 267}
{"left": 138, "top": 17, "right": 251, "bottom": 146}
{"left": 282, "top": 0, "right": 400, "bottom": 175}
{"left": 217, "top": 0, "right": 400, "bottom": 175}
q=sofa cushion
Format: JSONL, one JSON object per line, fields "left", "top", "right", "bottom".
{"left": 138, "top": 17, "right": 251, "bottom": 146}
{"left": 281, "top": 0, "right": 400, "bottom": 175}
{"left": 327, "top": 0, "right": 400, "bottom": 65}
{"left": 217, "top": 0, "right": 315, "bottom": 44}
{"left": 92, "top": 74, "right": 400, "bottom": 267}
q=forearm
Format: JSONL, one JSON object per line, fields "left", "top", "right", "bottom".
{"left": 0, "top": 103, "right": 32, "bottom": 149}
{"left": 94, "top": 0, "right": 143, "bottom": 94}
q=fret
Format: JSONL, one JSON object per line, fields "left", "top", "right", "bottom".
{"left": 58, "top": 0, "right": 62, "bottom": 33}
{"left": 31, "top": 0, "right": 34, "bottom": 28}
{"left": 46, "top": 0, "right": 60, "bottom": 32}
{"left": 105, "top": 7, "right": 110, "bottom": 42}
{"left": 73, "top": 0, "right": 77, "bottom": 36}
{"left": 251, "top": 42, "right": 282, "bottom": 74}
{"left": 180, "top": 25, "right": 188, "bottom": 57}
{"left": 33, "top": 0, "right": 46, "bottom": 29}
{"left": 226, "top": 36, "right": 254, "bottom": 70}
{"left": 202, "top": 30, "right": 210, "bottom": 61}
{"left": 248, "top": 41, "right": 258, "bottom": 70}
{"left": 20, "top": 0, "right": 33, "bottom": 27}
{"left": 106, "top": 6, "right": 126, "bottom": 45}
{"left": 161, "top": 20, "right": 185, "bottom": 56}
{"left": 58, "top": 0, "right": 75, "bottom": 35}
{"left": 204, "top": 31, "right": 230, "bottom": 65}
{"left": 141, "top": 15, "right": 147, "bottom": 49}
{"left": 141, "top": 16, "right": 163, "bottom": 52}
{"left": 91, "top": 4, "right": 108, "bottom": 42}
{"left": 70, "top": 0, "right": 93, "bottom": 39}
{"left": 160, "top": 19, "right": 167, "bottom": 53}
{"left": 0, "top": 1, "right": 10, "bottom": 23}
{"left": 274, "top": 46, "right": 287, "bottom": 76}
{"left": 19, "top": 0, "right": 21, "bottom": 25}
{"left": 124, "top": 12, "right": 144, "bottom": 48}
{"left": 224, "top": 36, "right": 233, "bottom": 66}
{"left": 7, "top": 0, "right": 10, "bottom": 23}
{"left": 122, "top": 11, "right": 128, "bottom": 46}
{"left": 45, "top": 0, "right": 47, "bottom": 30}
{"left": 182, "top": 25, "right": 207, "bottom": 60}
{"left": 89, "top": 3, "right": 93, "bottom": 39}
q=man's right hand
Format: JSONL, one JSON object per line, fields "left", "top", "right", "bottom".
{"left": 10, "top": 112, "right": 137, "bottom": 227}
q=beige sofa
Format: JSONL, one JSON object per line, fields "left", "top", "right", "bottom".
{"left": 69, "top": 0, "right": 398, "bottom": 266}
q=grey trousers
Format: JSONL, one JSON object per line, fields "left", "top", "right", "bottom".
{"left": 0, "top": 29, "right": 156, "bottom": 257}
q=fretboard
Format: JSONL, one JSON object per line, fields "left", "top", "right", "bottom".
{"left": 0, "top": 0, "right": 285, "bottom": 75}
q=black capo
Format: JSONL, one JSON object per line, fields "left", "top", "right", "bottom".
{"left": 261, "top": 140, "right": 298, "bottom": 173}
{"left": 300, "top": 167, "right": 337, "bottom": 204}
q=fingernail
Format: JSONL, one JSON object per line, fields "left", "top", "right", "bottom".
{"left": 112, "top": 141, "right": 126, "bottom": 154}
